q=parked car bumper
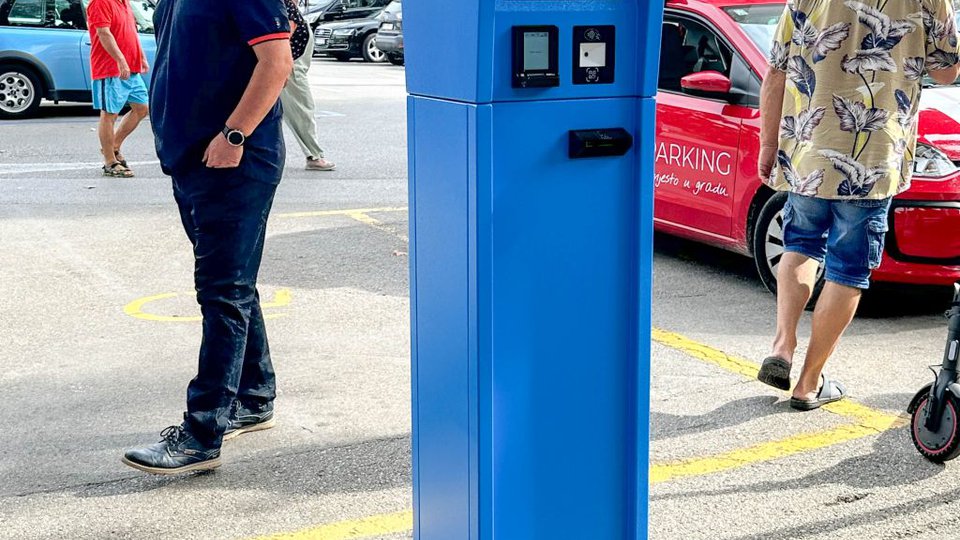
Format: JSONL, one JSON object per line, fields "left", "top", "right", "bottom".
{"left": 376, "top": 32, "right": 403, "bottom": 54}
{"left": 314, "top": 35, "right": 356, "bottom": 56}
{"left": 873, "top": 174, "right": 960, "bottom": 286}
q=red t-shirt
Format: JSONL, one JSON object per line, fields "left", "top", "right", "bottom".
{"left": 86, "top": 0, "right": 145, "bottom": 81}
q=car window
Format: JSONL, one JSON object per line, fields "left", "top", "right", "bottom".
{"left": 342, "top": 0, "right": 388, "bottom": 8}
{"left": 0, "top": 0, "right": 43, "bottom": 27}
{"left": 0, "top": 0, "right": 85, "bottom": 29}
{"left": 79, "top": 0, "right": 154, "bottom": 33}
{"left": 128, "top": 0, "right": 153, "bottom": 33}
{"left": 659, "top": 16, "right": 734, "bottom": 92}
{"left": 53, "top": 0, "right": 85, "bottom": 29}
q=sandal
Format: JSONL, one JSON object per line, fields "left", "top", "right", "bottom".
{"left": 790, "top": 374, "right": 846, "bottom": 411}
{"left": 758, "top": 356, "right": 792, "bottom": 391}
{"left": 114, "top": 150, "right": 128, "bottom": 168}
{"left": 103, "top": 161, "right": 134, "bottom": 178}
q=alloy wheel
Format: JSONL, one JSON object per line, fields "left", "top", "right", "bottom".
{"left": 0, "top": 72, "right": 35, "bottom": 115}
{"left": 367, "top": 38, "right": 386, "bottom": 62}
{"left": 765, "top": 208, "right": 825, "bottom": 282}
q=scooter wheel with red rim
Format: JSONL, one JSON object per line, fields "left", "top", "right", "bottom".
{"left": 910, "top": 390, "right": 960, "bottom": 463}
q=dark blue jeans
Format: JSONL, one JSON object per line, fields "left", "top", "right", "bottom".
{"left": 172, "top": 167, "right": 279, "bottom": 448}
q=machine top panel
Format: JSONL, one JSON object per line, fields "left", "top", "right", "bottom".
{"left": 405, "top": 0, "right": 664, "bottom": 103}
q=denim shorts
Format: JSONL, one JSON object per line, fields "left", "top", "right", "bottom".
{"left": 782, "top": 193, "right": 893, "bottom": 290}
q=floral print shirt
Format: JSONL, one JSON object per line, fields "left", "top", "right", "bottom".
{"left": 770, "top": 0, "right": 960, "bottom": 199}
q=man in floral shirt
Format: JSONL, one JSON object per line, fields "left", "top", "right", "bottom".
{"left": 757, "top": 0, "right": 960, "bottom": 410}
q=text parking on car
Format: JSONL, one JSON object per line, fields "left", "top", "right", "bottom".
{"left": 655, "top": 0, "right": 960, "bottom": 297}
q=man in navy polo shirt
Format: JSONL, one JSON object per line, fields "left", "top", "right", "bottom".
{"left": 122, "top": 0, "right": 294, "bottom": 475}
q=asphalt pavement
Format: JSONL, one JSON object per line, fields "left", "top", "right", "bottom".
{"left": 1, "top": 58, "right": 960, "bottom": 540}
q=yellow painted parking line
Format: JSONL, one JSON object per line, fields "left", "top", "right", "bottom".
{"left": 345, "top": 211, "right": 409, "bottom": 243}
{"left": 276, "top": 207, "right": 407, "bottom": 219}
{"left": 651, "top": 416, "right": 907, "bottom": 484}
{"left": 652, "top": 328, "right": 906, "bottom": 424}
{"left": 651, "top": 326, "right": 909, "bottom": 482}
{"left": 242, "top": 330, "right": 906, "bottom": 539}
{"left": 652, "top": 328, "right": 760, "bottom": 379}
{"left": 651, "top": 424, "right": 880, "bottom": 484}
{"left": 124, "top": 289, "right": 292, "bottom": 322}
{"left": 249, "top": 511, "right": 413, "bottom": 540}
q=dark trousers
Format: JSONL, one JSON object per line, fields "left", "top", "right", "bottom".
{"left": 172, "top": 167, "right": 279, "bottom": 448}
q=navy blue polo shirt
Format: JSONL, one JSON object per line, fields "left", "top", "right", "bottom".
{"left": 151, "top": 0, "right": 291, "bottom": 182}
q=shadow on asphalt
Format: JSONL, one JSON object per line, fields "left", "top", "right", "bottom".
{"left": 654, "top": 233, "right": 759, "bottom": 285}
{"left": 72, "top": 435, "right": 411, "bottom": 499}
{"left": 724, "top": 427, "right": 952, "bottom": 539}
{"left": 654, "top": 232, "right": 952, "bottom": 320}
{"left": 260, "top": 225, "right": 408, "bottom": 297}
{"left": 859, "top": 392, "right": 920, "bottom": 414}
{"left": 13, "top": 104, "right": 100, "bottom": 122}
{"left": 653, "top": 425, "right": 943, "bottom": 506}
{"left": 652, "top": 396, "right": 787, "bottom": 441}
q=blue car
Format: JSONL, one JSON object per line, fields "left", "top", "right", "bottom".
{"left": 0, "top": 0, "right": 157, "bottom": 119}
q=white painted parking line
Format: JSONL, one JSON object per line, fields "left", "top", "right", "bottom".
{"left": 0, "top": 160, "right": 161, "bottom": 175}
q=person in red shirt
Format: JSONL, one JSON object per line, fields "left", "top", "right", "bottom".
{"left": 86, "top": 0, "right": 150, "bottom": 178}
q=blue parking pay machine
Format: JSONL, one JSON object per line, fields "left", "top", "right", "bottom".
{"left": 406, "top": 1, "right": 663, "bottom": 538}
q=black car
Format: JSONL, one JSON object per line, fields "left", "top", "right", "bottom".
{"left": 306, "top": 0, "right": 390, "bottom": 29}
{"left": 314, "top": 12, "right": 386, "bottom": 62}
{"left": 303, "top": 0, "right": 338, "bottom": 30}
{"left": 375, "top": 0, "right": 402, "bottom": 65}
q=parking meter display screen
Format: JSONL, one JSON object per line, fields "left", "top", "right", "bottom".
{"left": 523, "top": 32, "right": 550, "bottom": 71}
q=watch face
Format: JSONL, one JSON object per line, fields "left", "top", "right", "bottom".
{"left": 227, "top": 131, "right": 244, "bottom": 146}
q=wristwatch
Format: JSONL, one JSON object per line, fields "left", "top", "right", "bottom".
{"left": 222, "top": 127, "right": 246, "bottom": 147}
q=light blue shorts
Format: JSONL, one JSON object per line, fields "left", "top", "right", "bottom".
{"left": 92, "top": 74, "right": 148, "bottom": 114}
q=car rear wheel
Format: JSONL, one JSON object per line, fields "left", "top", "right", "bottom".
{"left": 0, "top": 66, "right": 42, "bottom": 119}
{"left": 362, "top": 33, "right": 387, "bottom": 63}
{"left": 752, "top": 192, "right": 825, "bottom": 307}
{"left": 388, "top": 53, "right": 404, "bottom": 66}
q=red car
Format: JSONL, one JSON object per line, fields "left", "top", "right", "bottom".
{"left": 656, "top": 0, "right": 960, "bottom": 294}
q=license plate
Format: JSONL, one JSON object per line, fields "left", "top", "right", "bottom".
{"left": 318, "top": 38, "right": 327, "bottom": 46}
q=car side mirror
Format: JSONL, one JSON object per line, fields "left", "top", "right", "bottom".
{"left": 680, "top": 71, "right": 732, "bottom": 96}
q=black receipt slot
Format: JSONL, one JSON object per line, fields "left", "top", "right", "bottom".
{"left": 512, "top": 25, "right": 560, "bottom": 88}
{"left": 569, "top": 128, "right": 633, "bottom": 159}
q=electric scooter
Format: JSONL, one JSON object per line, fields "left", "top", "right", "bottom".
{"left": 909, "top": 282, "right": 960, "bottom": 462}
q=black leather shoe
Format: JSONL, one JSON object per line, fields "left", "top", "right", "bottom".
{"left": 122, "top": 425, "right": 221, "bottom": 475}
{"left": 223, "top": 401, "right": 276, "bottom": 441}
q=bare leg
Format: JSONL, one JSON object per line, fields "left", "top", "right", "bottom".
{"left": 792, "top": 281, "right": 862, "bottom": 400}
{"left": 771, "top": 252, "right": 821, "bottom": 364}
{"left": 113, "top": 102, "right": 149, "bottom": 155}
{"left": 98, "top": 112, "right": 119, "bottom": 165}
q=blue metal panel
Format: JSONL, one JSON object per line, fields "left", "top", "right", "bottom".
{"left": 405, "top": 1, "right": 641, "bottom": 103}
{"left": 487, "top": 5, "right": 639, "bottom": 103}
{"left": 481, "top": 97, "right": 640, "bottom": 538}
{"left": 632, "top": 97, "right": 656, "bottom": 538}
{"left": 409, "top": 96, "right": 476, "bottom": 540}
{"left": 404, "top": 1, "right": 481, "bottom": 102}
{"left": 636, "top": 3, "right": 665, "bottom": 97}
{"left": 408, "top": 2, "right": 663, "bottom": 539}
